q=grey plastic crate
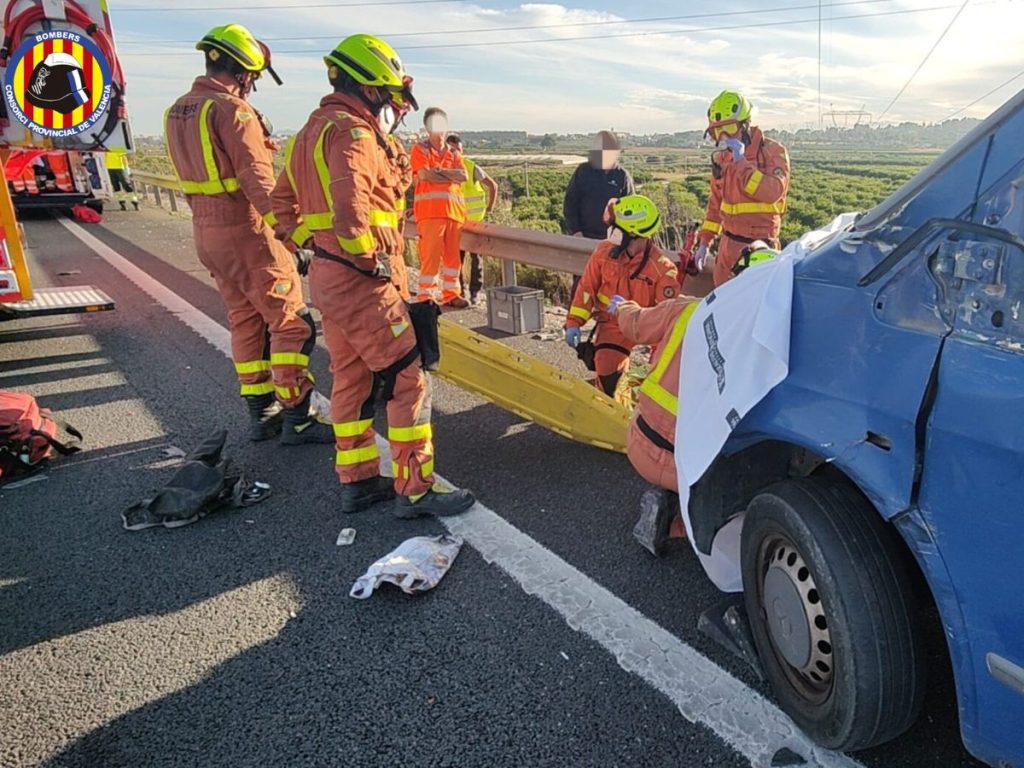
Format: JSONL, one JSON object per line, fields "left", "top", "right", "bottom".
{"left": 486, "top": 286, "right": 544, "bottom": 335}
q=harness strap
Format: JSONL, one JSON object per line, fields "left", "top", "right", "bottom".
{"left": 636, "top": 415, "right": 675, "bottom": 453}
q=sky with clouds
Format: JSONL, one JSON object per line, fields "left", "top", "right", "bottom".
{"left": 112, "top": 0, "right": 1024, "bottom": 136}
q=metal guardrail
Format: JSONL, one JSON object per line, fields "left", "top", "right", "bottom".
{"left": 129, "top": 170, "right": 595, "bottom": 282}
{"left": 130, "top": 171, "right": 715, "bottom": 292}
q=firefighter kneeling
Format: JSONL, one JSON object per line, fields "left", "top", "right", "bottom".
{"left": 614, "top": 245, "right": 779, "bottom": 556}
{"left": 271, "top": 34, "right": 475, "bottom": 516}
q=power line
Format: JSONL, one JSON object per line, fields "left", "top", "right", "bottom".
{"left": 118, "top": 2, "right": 984, "bottom": 55}
{"left": 116, "top": 0, "right": 460, "bottom": 11}
{"left": 946, "top": 69, "right": 1024, "bottom": 120}
{"left": 876, "top": 0, "right": 969, "bottom": 123}
{"left": 117, "top": 0, "right": 899, "bottom": 44}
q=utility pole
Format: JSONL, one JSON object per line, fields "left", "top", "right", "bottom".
{"left": 524, "top": 159, "right": 530, "bottom": 198}
{"left": 817, "top": 0, "right": 823, "bottom": 130}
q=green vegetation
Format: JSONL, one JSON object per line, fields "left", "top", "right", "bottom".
{"left": 132, "top": 144, "right": 936, "bottom": 302}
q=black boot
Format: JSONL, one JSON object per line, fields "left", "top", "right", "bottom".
{"left": 280, "top": 393, "right": 335, "bottom": 445}
{"left": 393, "top": 486, "right": 476, "bottom": 518}
{"left": 132, "top": 201, "right": 140, "bottom": 211}
{"left": 245, "top": 393, "right": 283, "bottom": 442}
{"left": 632, "top": 488, "right": 680, "bottom": 557}
{"left": 119, "top": 200, "right": 127, "bottom": 211}
{"left": 340, "top": 476, "right": 396, "bottom": 513}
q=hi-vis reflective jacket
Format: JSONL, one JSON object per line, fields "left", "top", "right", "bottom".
{"left": 165, "top": 77, "right": 304, "bottom": 244}
{"left": 270, "top": 93, "right": 410, "bottom": 268}
{"left": 566, "top": 240, "right": 679, "bottom": 329}
{"left": 698, "top": 126, "right": 790, "bottom": 247}
{"left": 618, "top": 297, "right": 702, "bottom": 451}
{"left": 410, "top": 141, "right": 466, "bottom": 223}
{"left": 460, "top": 157, "right": 487, "bottom": 222}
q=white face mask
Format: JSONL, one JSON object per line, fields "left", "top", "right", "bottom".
{"left": 607, "top": 227, "right": 623, "bottom": 246}
{"left": 378, "top": 104, "right": 396, "bottom": 134}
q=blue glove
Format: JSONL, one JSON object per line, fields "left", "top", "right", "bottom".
{"left": 565, "top": 327, "right": 581, "bottom": 348}
{"left": 722, "top": 137, "right": 745, "bottom": 162}
{"left": 607, "top": 294, "right": 626, "bottom": 315}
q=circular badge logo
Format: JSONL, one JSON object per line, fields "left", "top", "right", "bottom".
{"left": 3, "top": 30, "right": 113, "bottom": 138}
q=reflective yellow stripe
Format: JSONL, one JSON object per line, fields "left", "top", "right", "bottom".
{"left": 180, "top": 178, "right": 241, "bottom": 195}
{"left": 290, "top": 224, "right": 313, "bottom": 248}
{"left": 334, "top": 419, "right": 374, "bottom": 438}
{"left": 597, "top": 293, "right": 611, "bottom": 306}
{"left": 389, "top": 424, "right": 433, "bottom": 443}
{"left": 701, "top": 219, "right": 723, "bottom": 234}
{"left": 569, "top": 306, "right": 592, "bottom": 321}
{"left": 336, "top": 445, "right": 381, "bottom": 466}
{"left": 284, "top": 134, "right": 299, "bottom": 198}
{"left": 395, "top": 196, "right": 407, "bottom": 212}
{"left": 339, "top": 232, "right": 376, "bottom": 255}
{"left": 391, "top": 461, "right": 410, "bottom": 480}
{"left": 639, "top": 302, "right": 700, "bottom": 417}
{"left": 275, "top": 385, "right": 303, "bottom": 401}
{"left": 262, "top": 211, "right": 278, "bottom": 228}
{"left": 241, "top": 381, "right": 275, "bottom": 396}
{"left": 421, "top": 458, "right": 435, "bottom": 479}
{"left": 303, "top": 213, "right": 333, "bottom": 230}
{"left": 720, "top": 200, "right": 786, "bottom": 216}
{"left": 270, "top": 352, "right": 310, "bottom": 367}
{"left": 744, "top": 170, "right": 764, "bottom": 196}
{"left": 170, "top": 99, "right": 243, "bottom": 196}
{"left": 235, "top": 360, "right": 271, "bottom": 375}
{"left": 369, "top": 209, "right": 399, "bottom": 228}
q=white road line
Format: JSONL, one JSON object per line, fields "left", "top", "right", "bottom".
{"left": 62, "top": 220, "right": 865, "bottom": 768}
{"left": 57, "top": 218, "right": 232, "bottom": 358}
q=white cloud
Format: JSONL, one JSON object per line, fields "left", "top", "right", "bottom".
{"left": 117, "top": 0, "right": 1024, "bottom": 136}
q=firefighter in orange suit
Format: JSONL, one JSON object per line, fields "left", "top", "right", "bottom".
{"left": 270, "top": 34, "right": 475, "bottom": 516}
{"left": 410, "top": 107, "right": 469, "bottom": 308}
{"left": 693, "top": 91, "right": 790, "bottom": 287}
{"left": 564, "top": 195, "right": 679, "bottom": 396}
{"left": 614, "top": 245, "right": 778, "bottom": 556}
{"left": 165, "top": 24, "right": 332, "bottom": 445}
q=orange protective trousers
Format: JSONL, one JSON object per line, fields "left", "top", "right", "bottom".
{"left": 591, "top": 320, "right": 634, "bottom": 395}
{"left": 309, "top": 257, "right": 434, "bottom": 497}
{"left": 417, "top": 218, "right": 463, "bottom": 303}
{"left": 191, "top": 200, "right": 314, "bottom": 406}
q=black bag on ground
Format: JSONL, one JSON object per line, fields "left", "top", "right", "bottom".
{"left": 406, "top": 300, "right": 441, "bottom": 372}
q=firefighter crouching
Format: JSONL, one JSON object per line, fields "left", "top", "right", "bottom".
{"left": 165, "top": 23, "right": 333, "bottom": 445}
{"left": 271, "top": 34, "right": 476, "bottom": 517}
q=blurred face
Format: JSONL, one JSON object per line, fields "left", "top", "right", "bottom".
{"left": 425, "top": 111, "right": 448, "bottom": 143}
{"left": 589, "top": 131, "right": 620, "bottom": 170}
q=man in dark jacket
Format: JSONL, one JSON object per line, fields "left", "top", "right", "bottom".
{"left": 563, "top": 130, "right": 635, "bottom": 239}
{"left": 563, "top": 130, "right": 635, "bottom": 295}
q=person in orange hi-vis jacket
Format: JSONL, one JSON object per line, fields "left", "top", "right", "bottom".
{"left": 165, "top": 23, "right": 333, "bottom": 446}
{"left": 270, "top": 34, "right": 476, "bottom": 517}
{"left": 410, "top": 107, "right": 469, "bottom": 308}
{"left": 564, "top": 194, "right": 679, "bottom": 396}
{"left": 612, "top": 244, "right": 779, "bottom": 556}
{"left": 693, "top": 90, "right": 790, "bottom": 287}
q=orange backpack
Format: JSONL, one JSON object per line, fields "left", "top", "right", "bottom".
{"left": 0, "top": 390, "right": 82, "bottom": 482}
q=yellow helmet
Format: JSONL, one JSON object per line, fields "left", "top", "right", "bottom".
{"left": 611, "top": 195, "right": 662, "bottom": 238}
{"left": 197, "top": 24, "right": 280, "bottom": 84}
{"left": 733, "top": 243, "right": 778, "bottom": 275}
{"left": 325, "top": 34, "right": 417, "bottom": 111}
{"left": 707, "top": 90, "right": 752, "bottom": 140}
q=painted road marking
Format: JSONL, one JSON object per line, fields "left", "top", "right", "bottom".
{"left": 60, "top": 219, "right": 865, "bottom": 768}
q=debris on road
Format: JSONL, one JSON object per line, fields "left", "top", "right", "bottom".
{"left": 336, "top": 527, "right": 356, "bottom": 546}
{"left": 161, "top": 446, "right": 187, "bottom": 459}
{"left": 350, "top": 534, "right": 464, "bottom": 599}
{"left": 531, "top": 330, "right": 562, "bottom": 342}
{"left": 2, "top": 473, "right": 48, "bottom": 489}
{"left": 121, "top": 430, "right": 272, "bottom": 531}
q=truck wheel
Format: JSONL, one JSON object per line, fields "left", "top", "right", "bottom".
{"left": 741, "top": 477, "right": 924, "bottom": 751}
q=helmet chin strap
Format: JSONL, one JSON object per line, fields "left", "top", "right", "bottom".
{"left": 611, "top": 230, "right": 635, "bottom": 259}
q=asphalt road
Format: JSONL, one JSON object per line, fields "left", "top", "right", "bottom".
{"left": 0, "top": 205, "right": 983, "bottom": 768}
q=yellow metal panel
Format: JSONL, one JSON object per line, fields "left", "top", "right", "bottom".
{"left": 0, "top": 152, "right": 33, "bottom": 302}
{"left": 435, "top": 318, "right": 630, "bottom": 454}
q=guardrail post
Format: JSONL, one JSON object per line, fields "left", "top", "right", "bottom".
{"left": 502, "top": 259, "right": 517, "bottom": 287}
{"left": 168, "top": 189, "right": 178, "bottom": 213}
{"left": 151, "top": 185, "right": 162, "bottom": 207}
